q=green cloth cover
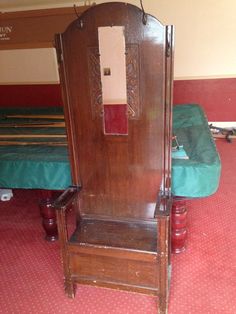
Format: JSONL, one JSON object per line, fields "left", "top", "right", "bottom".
{"left": 0, "top": 105, "right": 221, "bottom": 196}
{"left": 0, "top": 107, "right": 71, "bottom": 190}
{"left": 172, "top": 104, "right": 221, "bottom": 197}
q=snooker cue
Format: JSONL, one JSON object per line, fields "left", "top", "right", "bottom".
{"left": 0, "top": 134, "right": 67, "bottom": 139}
{"left": 0, "top": 141, "right": 67, "bottom": 146}
{"left": 0, "top": 122, "right": 65, "bottom": 128}
{"left": 4, "top": 114, "right": 64, "bottom": 120}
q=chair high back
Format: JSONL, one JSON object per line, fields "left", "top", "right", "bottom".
{"left": 55, "top": 3, "right": 173, "bottom": 313}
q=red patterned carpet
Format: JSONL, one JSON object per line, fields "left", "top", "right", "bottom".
{"left": 0, "top": 141, "right": 236, "bottom": 314}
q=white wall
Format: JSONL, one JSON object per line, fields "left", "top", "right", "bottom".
{"left": 0, "top": 0, "right": 236, "bottom": 84}
{"left": 0, "top": 48, "right": 59, "bottom": 84}
{"left": 95, "top": 0, "right": 236, "bottom": 79}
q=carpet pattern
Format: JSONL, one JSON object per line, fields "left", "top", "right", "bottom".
{"left": 0, "top": 141, "right": 235, "bottom": 313}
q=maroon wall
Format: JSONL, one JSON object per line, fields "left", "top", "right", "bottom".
{"left": 174, "top": 78, "right": 236, "bottom": 121}
{"left": 0, "top": 84, "right": 63, "bottom": 107}
{"left": 1, "top": 78, "right": 236, "bottom": 121}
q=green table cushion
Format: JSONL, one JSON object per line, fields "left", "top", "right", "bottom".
{"left": 172, "top": 104, "right": 221, "bottom": 197}
{"left": 0, "top": 105, "right": 221, "bottom": 196}
{"left": 0, "top": 107, "right": 71, "bottom": 190}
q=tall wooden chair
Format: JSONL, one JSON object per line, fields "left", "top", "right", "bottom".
{"left": 54, "top": 3, "right": 174, "bottom": 313}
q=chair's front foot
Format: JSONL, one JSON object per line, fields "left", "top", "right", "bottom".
{"left": 158, "top": 295, "right": 168, "bottom": 314}
{"left": 64, "top": 279, "right": 76, "bottom": 298}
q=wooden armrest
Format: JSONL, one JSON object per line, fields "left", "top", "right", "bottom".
{"left": 52, "top": 185, "right": 81, "bottom": 211}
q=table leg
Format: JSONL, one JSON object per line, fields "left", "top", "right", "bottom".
{"left": 38, "top": 190, "right": 58, "bottom": 241}
{"left": 171, "top": 199, "right": 187, "bottom": 253}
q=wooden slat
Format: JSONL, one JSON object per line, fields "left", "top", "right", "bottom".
{"left": 75, "top": 276, "right": 158, "bottom": 296}
{"left": 68, "top": 243, "right": 157, "bottom": 262}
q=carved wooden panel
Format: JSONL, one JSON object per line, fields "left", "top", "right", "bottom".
{"left": 126, "top": 44, "right": 140, "bottom": 119}
{"left": 88, "top": 44, "right": 140, "bottom": 119}
{"left": 87, "top": 47, "right": 103, "bottom": 118}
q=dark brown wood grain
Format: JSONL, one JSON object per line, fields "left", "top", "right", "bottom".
{"left": 54, "top": 3, "right": 174, "bottom": 313}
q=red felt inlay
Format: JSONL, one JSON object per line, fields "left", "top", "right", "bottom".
{"left": 103, "top": 104, "right": 128, "bottom": 135}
